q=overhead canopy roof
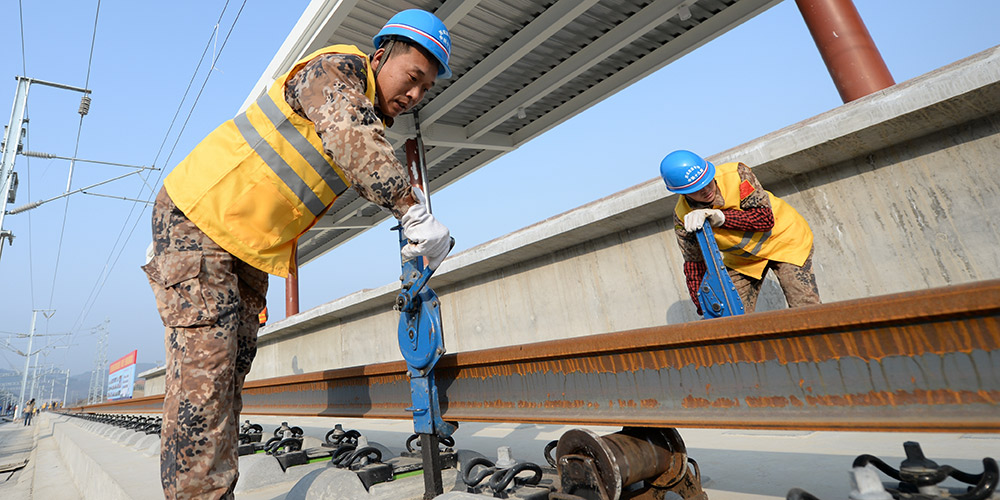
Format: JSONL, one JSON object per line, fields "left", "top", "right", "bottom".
{"left": 243, "top": 0, "right": 780, "bottom": 266}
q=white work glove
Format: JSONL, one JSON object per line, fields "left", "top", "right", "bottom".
{"left": 400, "top": 187, "right": 451, "bottom": 270}
{"left": 683, "top": 209, "right": 725, "bottom": 232}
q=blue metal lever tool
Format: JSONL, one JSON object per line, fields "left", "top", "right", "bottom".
{"left": 694, "top": 220, "right": 746, "bottom": 318}
{"left": 394, "top": 228, "right": 457, "bottom": 439}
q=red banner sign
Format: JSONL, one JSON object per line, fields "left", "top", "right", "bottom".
{"left": 109, "top": 349, "right": 137, "bottom": 374}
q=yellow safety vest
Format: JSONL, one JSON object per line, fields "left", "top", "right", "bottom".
{"left": 164, "top": 45, "right": 377, "bottom": 277}
{"left": 675, "top": 162, "right": 813, "bottom": 279}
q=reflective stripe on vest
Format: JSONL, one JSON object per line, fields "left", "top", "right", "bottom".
{"left": 254, "top": 92, "right": 349, "bottom": 197}
{"left": 233, "top": 109, "right": 326, "bottom": 217}
{"left": 719, "top": 230, "right": 772, "bottom": 258}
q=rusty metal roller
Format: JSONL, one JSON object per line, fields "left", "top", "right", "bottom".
{"left": 555, "top": 427, "right": 689, "bottom": 500}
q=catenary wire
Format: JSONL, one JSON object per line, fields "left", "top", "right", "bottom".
{"left": 68, "top": 0, "right": 235, "bottom": 334}
{"left": 46, "top": 0, "right": 102, "bottom": 312}
{"left": 70, "top": 0, "right": 248, "bottom": 335}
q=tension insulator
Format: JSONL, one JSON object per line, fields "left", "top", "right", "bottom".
{"left": 78, "top": 95, "right": 92, "bottom": 116}
{"left": 20, "top": 150, "right": 55, "bottom": 159}
{"left": 8, "top": 199, "right": 42, "bottom": 215}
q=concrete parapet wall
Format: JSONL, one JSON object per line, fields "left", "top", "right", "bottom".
{"left": 141, "top": 45, "right": 1000, "bottom": 391}
{"left": 139, "top": 366, "right": 166, "bottom": 396}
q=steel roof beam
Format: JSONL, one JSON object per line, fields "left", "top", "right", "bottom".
{"left": 387, "top": 120, "right": 512, "bottom": 151}
{"left": 465, "top": 0, "right": 692, "bottom": 140}
{"left": 434, "top": 0, "right": 484, "bottom": 28}
{"left": 297, "top": 0, "right": 363, "bottom": 62}
{"left": 424, "top": 146, "right": 458, "bottom": 170}
{"left": 310, "top": 215, "right": 379, "bottom": 230}
{"left": 418, "top": 0, "right": 601, "bottom": 126}
{"left": 422, "top": 124, "right": 514, "bottom": 151}
{"left": 512, "top": 0, "right": 781, "bottom": 146}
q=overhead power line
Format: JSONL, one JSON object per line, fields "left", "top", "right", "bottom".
{"left": 69, "top": 0, "right": 249, "bottom": 336}
{"left": 160, "top": 0, "right": 248, "bottom": 172}
{"left": 47, "top": 0, "right": 102, "bottom": 311}
{"left": 69, "top": 0, "right": 237, "bottom": 334}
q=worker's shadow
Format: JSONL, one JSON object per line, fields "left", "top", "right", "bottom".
{"left": 755, "top": 277, "right": 789, "bottom": 312}
{"left": 666, "top": 276, "right": 787, "bottom": 324}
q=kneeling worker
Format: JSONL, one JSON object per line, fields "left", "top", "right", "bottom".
{"left": 659, "top": 150, "right": 821, "bottom": 316}
{"left": 143, "top": 10, "right": 455, "bottom": 499}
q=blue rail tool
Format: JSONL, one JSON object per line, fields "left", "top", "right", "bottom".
{"left": 395, "top": 228, "right": 456, "bottom": 498}
{"left": 694, "top": 220, "right": 745, "bottom": 318}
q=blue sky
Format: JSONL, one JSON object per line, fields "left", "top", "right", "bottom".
{"left": 1, "top": 0, "right": 998, "bottom": 377}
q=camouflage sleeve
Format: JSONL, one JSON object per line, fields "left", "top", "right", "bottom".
{"left": 674, "top": 211, "right": 704, "bottom": 263}
{"left": 683, "top": 261, "right": 706, "bottom": 315}
{"left": 736, "top": 163, "right": 770, "bottom": 211}
{"left": 284, "top": 53, "right": 415, "bottom": 218}
{"left": 719, "top": 163, "right": 774, "bottom": 231}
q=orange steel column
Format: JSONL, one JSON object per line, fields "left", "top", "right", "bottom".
{"left": 795, "top": 0, "right": 895, "bottom": 102}
{"left": 285, "top": 248, "right": 299, "bottom": 317}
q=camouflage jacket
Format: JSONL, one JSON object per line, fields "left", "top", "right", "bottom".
{"left": 284, "top": 53, "right": 413, "bottom": 218}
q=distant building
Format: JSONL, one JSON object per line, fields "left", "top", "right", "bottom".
{"left": 132, "top": 378, "right": 146, "bottom": 398}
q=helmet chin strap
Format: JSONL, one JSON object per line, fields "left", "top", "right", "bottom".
{"left": 373, "top": 38, "right": 396, "bottom": 98}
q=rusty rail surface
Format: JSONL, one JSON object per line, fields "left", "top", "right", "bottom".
{"left": 80, "top": 280, "right": 1000, "bottom": 432}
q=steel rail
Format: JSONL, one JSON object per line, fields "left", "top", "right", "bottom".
{"left": 80, "top": 280, "right": 1000, "bottom": 432}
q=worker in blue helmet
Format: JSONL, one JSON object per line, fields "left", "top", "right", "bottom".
{"left": 659, "top": 150, "right": 821, "bottom": 316}
{"left": 143, "top": 9, "right": 454, "bottom": 500}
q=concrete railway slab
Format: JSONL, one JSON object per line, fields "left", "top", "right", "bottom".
{"left": 22, "top": 411, "right": 1000, "bottom": 499}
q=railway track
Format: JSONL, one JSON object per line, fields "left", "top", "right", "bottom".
{"left": 78, "top": 280, "right": 1000, "bottom": 433}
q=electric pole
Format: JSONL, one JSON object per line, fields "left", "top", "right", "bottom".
{"left": 88, "top": 319, "right": 110, "bottom": 404}
{"left": 15, "top": 308, "right": 54, "bottom": 419}
{"left": 1, "top": 77, "right": 94, "bottom": 266}
{"left": 62, "top": 369, "right": 70, "bottom": 407}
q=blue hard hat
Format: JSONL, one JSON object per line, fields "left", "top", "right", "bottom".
{"left": 659, "top": 150, "right": 715, "bottom": 194}
{"left": 373, "top": 9, "right": 452, "bottom": 79}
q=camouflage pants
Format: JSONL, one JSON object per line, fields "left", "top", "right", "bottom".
{"left": 142, "top": 188, "right": 268, "bottom": 500}
{"left": 728, "top": 248, "right": 820, "bottom": 313}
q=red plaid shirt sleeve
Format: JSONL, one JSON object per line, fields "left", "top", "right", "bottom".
{"left": 683, "top": 260, "right": 706, "bottom": 316}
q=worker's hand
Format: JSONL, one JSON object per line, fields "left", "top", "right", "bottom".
{"left": 683, "top": 209, "right": 725, "bottom": 232}
{"left": 400, "top": 187, "right": 451, "bottom": 270}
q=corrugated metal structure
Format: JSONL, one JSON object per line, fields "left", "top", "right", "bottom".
{"left": 242, "top": 0, "right": 781, "bottom": 265}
